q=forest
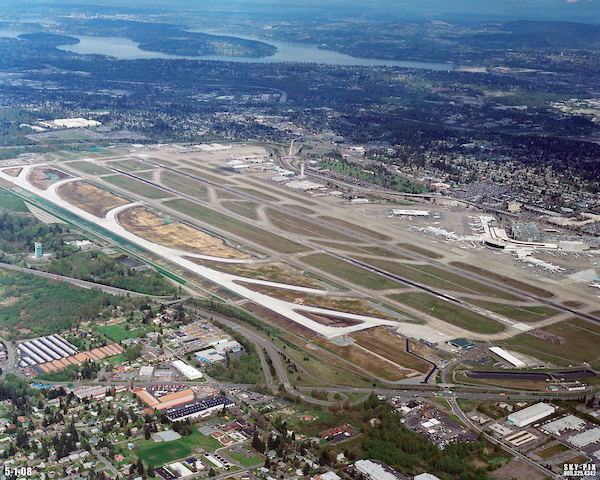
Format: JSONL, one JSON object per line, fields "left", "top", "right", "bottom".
{"left": 48, "top": 251, "right": 177, "bottom": 296}
{"left": 0, "top": 212, "right": 68, "bottom": 256}
{"left": 0, "top": 270, "right": 124, "bottom": 338}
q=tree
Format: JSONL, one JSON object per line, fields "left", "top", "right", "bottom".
{"left": 208, "top": 468, "right": 216, "bottom": 477}
{"left": 137, "top": 457, "right": 145, "bottom": 476}
{"left": 147, "top": 464, "right": 155, "bottom": 478}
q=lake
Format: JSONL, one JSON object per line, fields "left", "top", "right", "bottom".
{"left": 0, "top": 28, "right": 453, "bottom": 70}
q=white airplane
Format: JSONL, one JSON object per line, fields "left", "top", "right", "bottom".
{"left": 590, "top": 278, "right": 600, "bottom": 289}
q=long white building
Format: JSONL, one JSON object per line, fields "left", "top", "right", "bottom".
{"left": 507, "top": 403, "right": 555, "bottom": 427}
{"left": 489, "top": 347, "right": 526, "bottom": 368}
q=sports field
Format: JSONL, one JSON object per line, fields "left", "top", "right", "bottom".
{"left": 96, "top": 325, "right": 139, "bottom": 342}
{"left": 135, "top": 430, "right": 221, "bottom": 466}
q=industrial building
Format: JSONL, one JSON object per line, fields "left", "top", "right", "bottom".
{"left": 541, "top": 415, "right": 586, "bottom": 435}
{"left": 195, "top": 340, "right": 244, "bottom": 364}
{"left": 165, "top": 394, "right": 234, "bottom": 421}
{"left": 195, "top": 349, "right": 226, "bottom": 364}
{"left": 567, "top": 427, "right": 600, "bottom": 448}
{"left": 489, "top": 347, "right": 526, "bottom": 368}
{"left": 507, "top": 403, "right": 555, "bottom": 427}
{"left": 354, "top": 460, "right": 409, "bottom": 480}
{"left": 172, "top": 360, "right": 203, "bottom": 380}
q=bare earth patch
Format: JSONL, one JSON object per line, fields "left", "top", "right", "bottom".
{"left": 350, "top": 327, "right": 431, "bottom": 373}
{"left": 28, "top": 167, "right": 71, "bottom": 190}
{"left": 239, "top": 284, "right": 396, "bottom": 319}
{"left": 190, "top": 261, "right": 321, "bottom": 288}
{"left": 119, "top": 206, "right": 248, "bottom": 259}
{"left": 57, "top": 180, "right": 130, "bottom": 217}
{"left": 489, "top": 459, "right": 546, "bottom": 480}
{"left": 3, "top": 168, "right": 22, "bottom": 177}
{"left": 0, "top": 297, "right": 19, "bottom": 306}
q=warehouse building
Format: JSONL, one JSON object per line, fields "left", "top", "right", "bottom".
{"left": 568, "top": 428, "right": 600, "bottom": 448}
{"left": 172, "top": 360, "right": 203, "bottom": 380}
{"left": 507, "top": 403, "right": 555, "bottom": 427}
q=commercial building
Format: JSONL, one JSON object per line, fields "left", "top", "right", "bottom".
{"left": 133, "top": 388, "right": 195, "bottom": 411}
{"left": 489, "top": 347, "right": 526, "bottom": 368}
{"left": 507, "top": 403, "right": 555, "bottom": 427}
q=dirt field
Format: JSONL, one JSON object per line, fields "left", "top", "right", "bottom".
{"left": 489, "top": 459, "right": 547, "bottom": 480}
{"left": 57, "top": 180, "right": 130, "bottom": 217}
{"left": 118, "top": 206, "right": 248, "bottom": 259}
{"left": 3, "top": 168, "right": 22, "bottom": 177}
{"left": 238, "top": 284, "right": 396, "bottom": 319}
{"left": 350, "top": 327, "right": 431, "bottom": 373}
{"left": 28, "top": 167, "right": 71, "bottom": 190}
{"left": 298, "top": 311, "right": 362, "bottom": 328}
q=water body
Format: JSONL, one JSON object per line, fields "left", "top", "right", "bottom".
{"left": 52, "top": 31, "right": 452, "bottom": 70}
{"left": 0, "top": 29, "right": 22, "bottom": 38}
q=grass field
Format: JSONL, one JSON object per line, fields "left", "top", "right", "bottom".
{"left": 282, "top": 204, "right": 315, "bottom": 214}
{"left": 222, "top": 200, "right": 259, "bottom": 220}
{"left": 469, "top": 300, "right": 559, "bottom": 322}
{"left": 96, "top": 325, "right": 139, "bottom": 342}
{"left": 135, "top": 171, "right": 153, "bottom": 180}
{"left": 238, "top": 178, "right": 317, "bottom": 205}
{"left": 64, "top": 161, "right": 113, "bottom": 176}
{"left": 135, "top": 430, "right": 221, "bottom": 466}
{"left": 108, "top": 159, "right": 152, "bottom": 172}
{"left": 450, "top": 262, "right": 554, "bottom": 298}
{"left": 164, "top": 199, "right": 308, "bottom": 254}
{"left": 360, "top": 246, "right": 409, "bottom": 260}
{"left": 147, "top": 157, "right": 177, "bottom": 167}
{"left": 389, "top": 293, "right": 505, "bottom": 334}
{"left": 179, "top": 166, "right": 232, "bottom": 185}
{"left": 536, "top": 443, "right": 569, "bottom": 460}
{"left": 103, "top": 175, "right": 170, "bottom": 199}
{"left": 358, "top": 258, "right": 519, "bottom": 299}
{"left": 301, "top": 254, "right": 406, "bottom": 290}
{"left": 224, "top": 448, "right": 262, "bottom": 467}
{"left": 397, "top": 243, "right": 443, "bottom": 259}
{"left": 234, "top": 187, "right": 279, "bottom": 202}
{"left": 318, "top": 216, "right": 392, "bottom": 241}
{"left": 496, "top": 318, "right": 600, "bottom": 368}
{"left": 267, "top": 209, "right": 356, "bottom": 241}
{"left": 162, "top": 171, "right": 207, "bottom": 198}
{"left": 0, "top": 186, "right": 28, "bottom": 212}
